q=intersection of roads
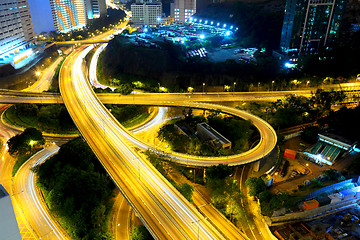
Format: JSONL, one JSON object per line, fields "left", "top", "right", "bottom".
{"left": 1, "top": 17, "right": 360, "bottom": 240}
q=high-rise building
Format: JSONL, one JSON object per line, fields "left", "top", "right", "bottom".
{"left": 0, "top": 185, "right": 22, "bottom": 240}
{"left": 86, "top": 0, "right": 107, "bottom": 19}
{"left": 279, "top": 0, "right": 346, "bottom": 58}
{"left": 131, "top": 1, "right": 162, "bottom": 26}
{"left": 49, "top": 0, "right": 88, "bottom": 33}
{"left": 174, "top": 0, "right": 196, "bottom": 23}
{"left": 0, "top": 0, "right": 35, "bottom": 63}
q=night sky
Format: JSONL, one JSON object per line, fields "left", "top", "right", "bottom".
{"left": 28, "top": 0, "right": 55, "bottom": 34}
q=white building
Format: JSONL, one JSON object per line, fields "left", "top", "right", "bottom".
{"left": 131, "top": 2, "right": 162, "bottom": 26}
{"left": 0, "top": 185, "right": 22, "bottom": 240}
{"left": 0, "top": 0, "right": 35, "bottom": 63}
{"left": 174, "top": 0, "right": 195, "bottom": 23}
{"left": 86, "top": 0, "right": 107, "bottom": 19}
{"left": 49, "top": 0, "right": 88, "bottom": 33}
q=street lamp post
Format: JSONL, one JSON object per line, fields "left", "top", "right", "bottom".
{"left": 233, "top": 82, "right": 236, "bottom": 92}
{"left": 258, "top": 82, "right": 260, "bottom": 91}
{"left": 190, "top": 169, "right": 195, "bottom": 183}
{"left": 192, "top": 217, "right": 207, "bottom": 240}
{"left": 202, "top": 82, "right": 205, "bottom": 94}
{"left": 271, "top": 80, "right": 274, "bottom": 91}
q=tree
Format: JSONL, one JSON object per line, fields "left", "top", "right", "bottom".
{"left": 130, "top": 225, "right": 153, "bottom": 240}
{"left": 206, "top": 164, "right": 233, "bottom": 181}
{"left": 15, "top": 104, "right": 39, "bottom": 117}
{"left": 176, "top": 183, "right": 194, "bottom": 203}
{"left": 301, "top": 126, "right": 320, "bottom": 144}
{"left": 7, "top": 128, "right": 45, "bottom": 156}
{"left": 245, "top": 177, "right": 266, "bottom": 198}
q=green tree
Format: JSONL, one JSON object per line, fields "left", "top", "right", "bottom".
{"left": 176, "top": 183, "right": 194, "bottom": 203}
{"left": 15, "top": 103, "right": 39, "bottom": 117}
{"left": 301, "top": 126, "right": 320, "bottom": 144}
{"left": 206, "top": 164, "right": 233, "bottom": 181}
{"left": 245, "top": 177, "right": 266, "bottom": 198}
{"left": 130, "top": 225, "right": 153, "bottom": 240}
{"left": 7, "top": 128, "right": 45, "bottom": 156}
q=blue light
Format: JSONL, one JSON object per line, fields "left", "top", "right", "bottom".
{"left": 157, "top": 17, "right": 161, "bottom": 21}
{"left": 223, "top": 24, "right": 226, "bottom": 28}
{"left": 210, "top": 21, "right": 213, "bottom": 25}
{"left": 200, "top": 34, "right": 205, "bottom": 39}
{"left": 144, "top": 28, "right": 148, "bottom": 32}
{"left": 204, "top": 20, "right": 208, "bottom": 24}
{"left": 199, "top": 19, "right": 202, "bottom": 23}
{"left": 217, "top": 22, "right": 220, "bottom": 26}
{"left": 230, "top": 26, "right": 233, "bottom": 29}
{"left": 285, "top": 62, "right": 295, "bottom": 68}
{"left": 225, "top": 31, "right": 231, "bottom": 36}
{"left": 181, "top": 40, "right": 185, "bottom": 44}
{"left": 189, "top": 17, "right": 193, "bottom": 22}
{"left": 194, "top": 18, "right": 197, "bottom": 22}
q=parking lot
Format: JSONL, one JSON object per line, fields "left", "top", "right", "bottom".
{"left": 125, "top": 22, "right": 258, "bottom": 63}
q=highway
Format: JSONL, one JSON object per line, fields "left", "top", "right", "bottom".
{"left": 0, "top": 89, "right": 278, "bottom": 166}
{"left": 12, "top": 145, "right": 69, "bottom": 240}
{"left": 59, "top": 45, "right": 236, "bottom": 239}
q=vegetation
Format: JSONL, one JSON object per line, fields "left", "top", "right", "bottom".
{"left": 37, "top": 138, "right": 115, "bottom": 240}
{"left": 318, "top": 105, "right": 360, "bottom": 142}
{"left": 245, "top": 177, "right": 294, "bottom": 216}
{"left": 300, "top": 126, "right": 320, "bottom": 144}
{"left": 7, "top": 127, "right": 45, "bottom": 176}
{"left": 145, "top": 151, "right": 194, "bottom": 203}
{"left": 206, "top": 164, "right": 246, "bottom": 223}
{"left": 157, "top": 108, "right": 255, "bottom": 156}
{"left": 130, "top": 225, "right": 153, "bottom": 240}
{"left": 5, "top": 104, "right": 150, "bottom": 133}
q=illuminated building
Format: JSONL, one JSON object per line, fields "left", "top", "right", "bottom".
{"left": 0, "top": 185, "right": 21, "bottom": 239}
{"left": 49, "top": 0, "right": 87, "bottom": 33}
{"left": 174, "top": 0, "right": 196, "bottom": 23}
{"left": 0, "top": 0, "right": 35, "bottom": 64}
{"left": 86, "top": 0, "right": 107, "bottom": 19}
{"left": 274, "top": 0, "right": 346, "bottom": 66}
{"left": 131, "top": 0, "right": 162, "bottom": 26}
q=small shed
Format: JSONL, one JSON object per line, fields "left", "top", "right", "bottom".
{"left": 302, "top": 199, "right": 319, "bottom": 210}
{"left": 317, "top": 196, "right": 331, "bottom": 207}
{"left": 284, "top": 149, "right": 297, "bottom": 159}
{"left": 339, "top": 189, "right": 356, "bottom": 200}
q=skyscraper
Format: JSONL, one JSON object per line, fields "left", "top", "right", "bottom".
{"left": 0, "top": 0, "right": 35, "bottom": 64}
{"left": 86, "top": 0, "right": 107, "bottom": 19}
{"left": 174, "top": 0, "right": 196, "bottom": 23}
{"left": 279, "top": 0, "right": 346, "bottom": 58}
{"left": 49, "top": 0, "right": 87, "bottom": 33}
{"left": 131, "top": 0, "right": 162, "bottom": 26}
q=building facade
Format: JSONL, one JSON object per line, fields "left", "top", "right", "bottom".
{"left": 86, "top": 0, "right": 107, "bottom": 19}
{"left": 0, "top": 185, "right": 22, "bottom": 240}
{"left": 279, "top": 0, "right": 346, "bottom": 59}
{"left": 174, "top": 0, "right": 195, "bottom": 23}
{"left": 131, "top": 1, "right": 162, "bottom": 26}
{"left": 49, "top": 0, "right": 88, "bottom": 33}
{"left": 0, "top": 0, "right": 35, "bottom": 63}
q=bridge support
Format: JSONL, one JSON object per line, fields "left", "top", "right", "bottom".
{"left": 253, "top": 160, "right": 261, "bottom": 172}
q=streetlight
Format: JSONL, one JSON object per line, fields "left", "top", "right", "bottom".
{"left": 233, "top": 82, "right": 236, "bottom": 92}
{"left": 192, "top": 217, "right": 207, "bottom": 240}
{"left": 36, "top": 71, "right": 40, "bottom": 76}
{"left": 271, "top": 80, "right": 274, "bottom": 91}
{"left": 306, "top": 80, "right": 310, "bottom": 87}
{"left": 202, "top": 82, "right": 205, "bottom": 94}
{"left": 190, "top": 169, "right": 195, "bottom": 183}
{"left": 258, "top": 82, "right": 260, "bottom": 91}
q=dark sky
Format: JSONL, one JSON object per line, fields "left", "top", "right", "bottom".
{"left": 28, "top": 0, "right": 55, "bottom": 34}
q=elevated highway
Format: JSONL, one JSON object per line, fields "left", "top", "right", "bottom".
{"left": 0, "top": 89, "right": 278, "bottom": 166}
